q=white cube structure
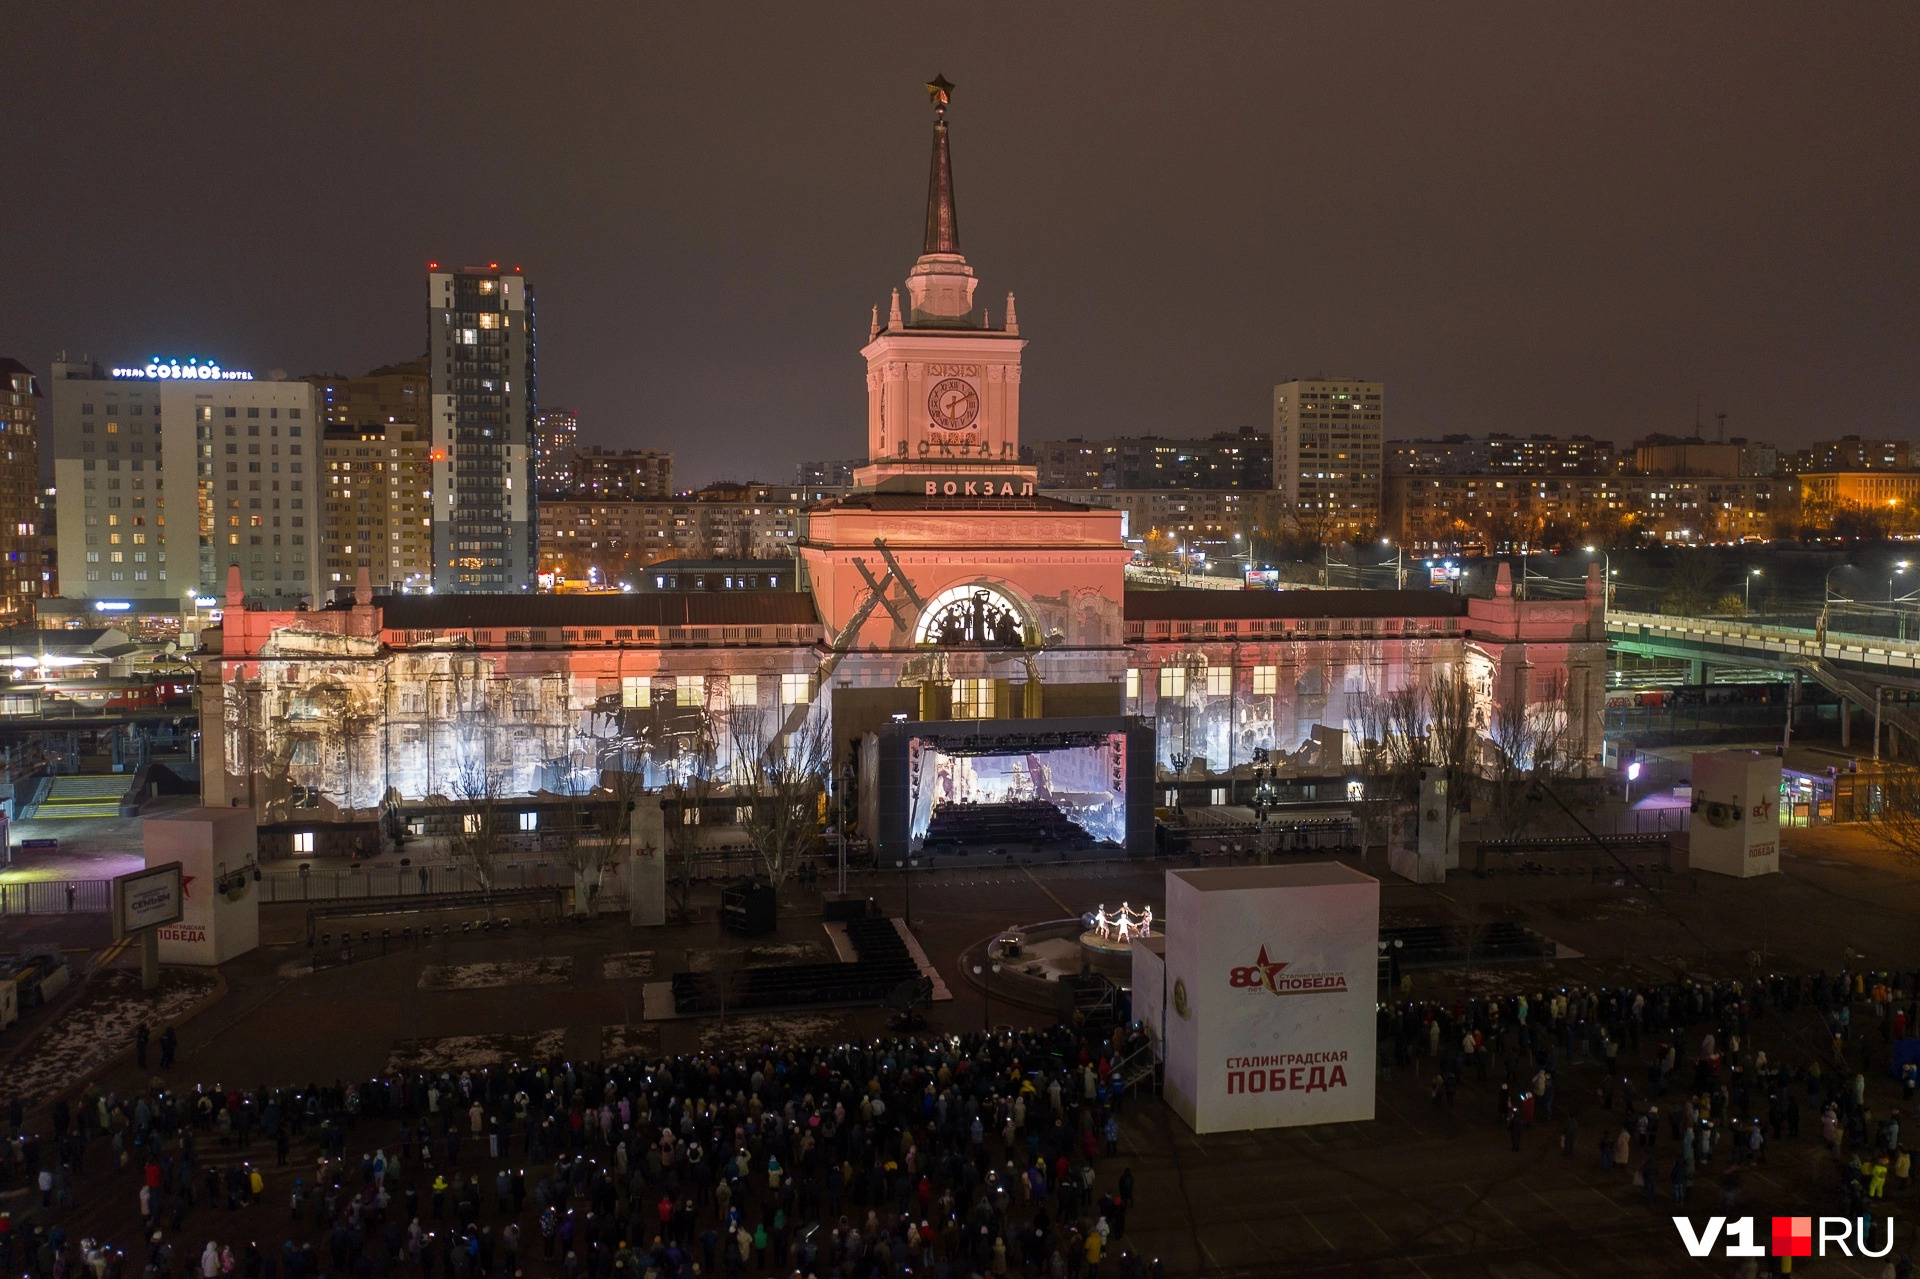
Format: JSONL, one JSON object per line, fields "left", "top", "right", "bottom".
{"left": 1687, "top": 750, "right": 1782, "bottom": 878}
{"left": 1161, "top": 863, "right": 1379, "bottom": 1133}
{"left": 143, "top": 808, "right": 261, "bottom": 965}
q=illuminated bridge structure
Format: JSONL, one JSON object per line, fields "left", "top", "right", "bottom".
{"left": 1605, "top": 609, "right": 1920, "bottom": 754}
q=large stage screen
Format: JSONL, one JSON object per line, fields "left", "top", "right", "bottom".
{"left": 907, "top": 732, "right": 1127, "bottom": 849}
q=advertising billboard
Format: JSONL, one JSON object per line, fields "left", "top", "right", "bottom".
{"left": 113, "top": 861, "right": 184, "bottom": 938}
{"left": 1162, "top": 862, "right": 1379, "bottom": 1133}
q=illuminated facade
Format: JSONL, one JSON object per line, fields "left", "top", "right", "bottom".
{"left": 202, "top": 83, "right": 1607, "bottom": 831}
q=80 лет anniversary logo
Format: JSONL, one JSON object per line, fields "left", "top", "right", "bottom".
{"left": 1673, "top": 1215, "right": 1893, "bottom": 1260}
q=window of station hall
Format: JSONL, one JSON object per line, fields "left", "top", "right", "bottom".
{"left": 951, "top": 678, "right": 995, "bottom": 720}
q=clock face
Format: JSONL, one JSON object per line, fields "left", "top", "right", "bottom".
{"left": 927, "top": 378, "right": 981, "bottom": 433}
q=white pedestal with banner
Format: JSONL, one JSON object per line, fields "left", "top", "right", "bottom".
{"left": 1161, "top": 863, "right": 1379, "bottom": 1134}
{"left": 142, "top": 808, "right": 260, "bottom": 965}
{"left": 1688, "top": 750, "right": 1781, "bottom": 878}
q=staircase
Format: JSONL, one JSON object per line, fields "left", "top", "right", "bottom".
{"left": 1793, "top": 658, "right": 1920, "bottom": 745}
{"left": 26, "top": 775, "right": 128, "bottom": 821}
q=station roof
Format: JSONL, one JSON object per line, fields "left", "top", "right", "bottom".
{"left": 375, "top": 592, "right": 820, "bottom": 630}
{"left": 1123, "top": 588, "right": 1469, "bottom": 621}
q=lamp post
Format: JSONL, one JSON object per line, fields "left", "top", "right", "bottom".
{"left": 972, "top": 959, "right": 1002, "bottom": 1032}
{"left": 1382, "top": 537, "right": 1404, "bottom": 589}
{"left": 1893, "top": 561, "right": 1909, "bottom": 637}
{"left": 1821, "top": 564, "right": 1854, "bottom": 655}
{"left": 1745, "top": 567, "right": 1760, "bottom": 613}
{"left": 1584, "top": 546, "right": 1612, "bottom": 616}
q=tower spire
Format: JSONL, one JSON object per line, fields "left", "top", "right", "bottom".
{"left": 922, "top": 74, "right": 959, "bottom": 256}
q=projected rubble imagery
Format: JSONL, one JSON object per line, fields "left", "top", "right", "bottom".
{"left": 908, "top": 733, "right": 1128, "bottom": 851}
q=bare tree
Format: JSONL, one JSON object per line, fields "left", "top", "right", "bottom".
{"left": 1348, "top": 677, "right": 1402, "bottom": 855}
{"left": 660, "top": 773, "right": 712, "bottom": 920}
{"left": 437, "top": 739, "right": 507, "bottom": 894}
{"left": 1426, "top": 662, "right": 1484, "bottom": 830}
{"left": 727, "top": 704, "right": 830, "bottom": 893}
{"left": 1866, "top": 763, "right": 1920, "bottom": 859}
{"left": 546, "top": 763, "right": 600, "bottom": 917}
{"left": 1485, "top": 673, "right": 1573, "bottom": 836}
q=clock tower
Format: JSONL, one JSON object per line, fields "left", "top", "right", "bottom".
{"left": 856, "top": 75, "right": 1028, "bottom": 488}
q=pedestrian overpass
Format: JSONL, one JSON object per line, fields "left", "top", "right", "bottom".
{"left": 1604, "top": 609, "right": 1920, "bottom": 753}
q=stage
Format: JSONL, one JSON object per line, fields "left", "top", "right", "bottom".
{"left": 859, "top": 716, "right": 1156, "bottom": 864}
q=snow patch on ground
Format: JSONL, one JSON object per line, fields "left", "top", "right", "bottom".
{"left": 2, "top": 969, "right": 218, "bottom": 1106}
{"left": 684, "top": 943, "right": 825, "bottom": 973}
{"left": 417, "top": 957, "right": 572, "bottom": 991}
{"left": 601, "top": 952, "right": 655, "bottom": 981}
{"left": 600, "top": 1024, "right": 661, "bottom": 1059}
{"left": 386, "top": 1029, "right": 568, "bottom": 1073}
{"left": 697, "top": 1013, "right": 848, "bottom": 1054}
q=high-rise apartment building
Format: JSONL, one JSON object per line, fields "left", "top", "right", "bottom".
{"left": 568, "top": 446, "right": 672, "bottom": 499}
{"left": 795, "top": 458, "right": 860, "bottom": 487}
{"left": 1027, "top": 427, "right": 1272, "bottom": 490}
{"left": 305, "top": 360, "right": 432, "bottom": 593}
{"left": 320, "top": 423, "right": 431, "bottom": 592}
{"left": 428, "top": 264, "right": 537, "bottom": 591}
{"left": 1813, "top": 435, "right": 1910, "bottom": 472}
{"left": 48, "top": 358, "right": 320, "bottom": 608}
{"left": 535, "top": 408, "right": 579, "bottom": 493}
{"left": 0, "top": 360, "right": 44, "bottom": 621}
{"left": 1272, "top": 378, "right": 1383, "bottom": 535}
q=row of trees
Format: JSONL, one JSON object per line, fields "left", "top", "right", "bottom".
{"left": 1347, "top": 664, "right": 1579, "bottom": 850}
{"left": 433, "top": 704, "right": 833, "bottom": 917}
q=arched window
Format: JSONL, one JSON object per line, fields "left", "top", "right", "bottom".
{"left": 914, "top": 583, "right": 1029, "bottom": 649}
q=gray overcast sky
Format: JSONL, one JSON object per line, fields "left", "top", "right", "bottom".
{"left": 2, "top": 3, "right": 1915, "bottom": 485}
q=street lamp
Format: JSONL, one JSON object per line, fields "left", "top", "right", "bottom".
{"left": 1821, "top": 564, "right": 1856, "bottom": 654}
{"left": 972, "top": 959, "right": 1003, "bottom": 1032}
{"left": 1745, "top": 567, "right": 1760, "bottom": 613}
{"left": 1895, "top": 561, "right": 1911, "bottom": 641}
{"left": 1584, "top": 546, "right": 1612, "bottom": 615}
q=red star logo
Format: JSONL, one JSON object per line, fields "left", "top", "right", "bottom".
{"left": 179, "top": 874, "right": 195, "bottom": 899}
{"left": 1254, "top": 945, "right": 1288, "bottom": 994}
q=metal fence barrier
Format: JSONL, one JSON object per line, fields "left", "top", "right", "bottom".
{"left": 0, "top": 879, "right": 112, "bottom": 916}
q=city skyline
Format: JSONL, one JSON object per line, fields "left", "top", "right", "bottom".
{"left": 1, "top": 7, "right": 1916, "bottom": 489}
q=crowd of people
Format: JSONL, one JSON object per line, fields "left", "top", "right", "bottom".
{"left": 0, "top": 960, "right": 1914, "bottom": 1278}
{"left": 1383, "top": 966, "right": 1920, "bottom": 1236}
{"left": 0, "top": 1023, "right": 1163, "bottom": 1279}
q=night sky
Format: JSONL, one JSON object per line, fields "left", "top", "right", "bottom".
{"left": 3, "top": 5, "right": 1915, "bottom": 485}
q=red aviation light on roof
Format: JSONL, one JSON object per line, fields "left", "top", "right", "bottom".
{"left": 428, "top": 261, "right": 439, "bottom": 270}
{"left": 489, "top": 261, "right": 499, "bottom": 270}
